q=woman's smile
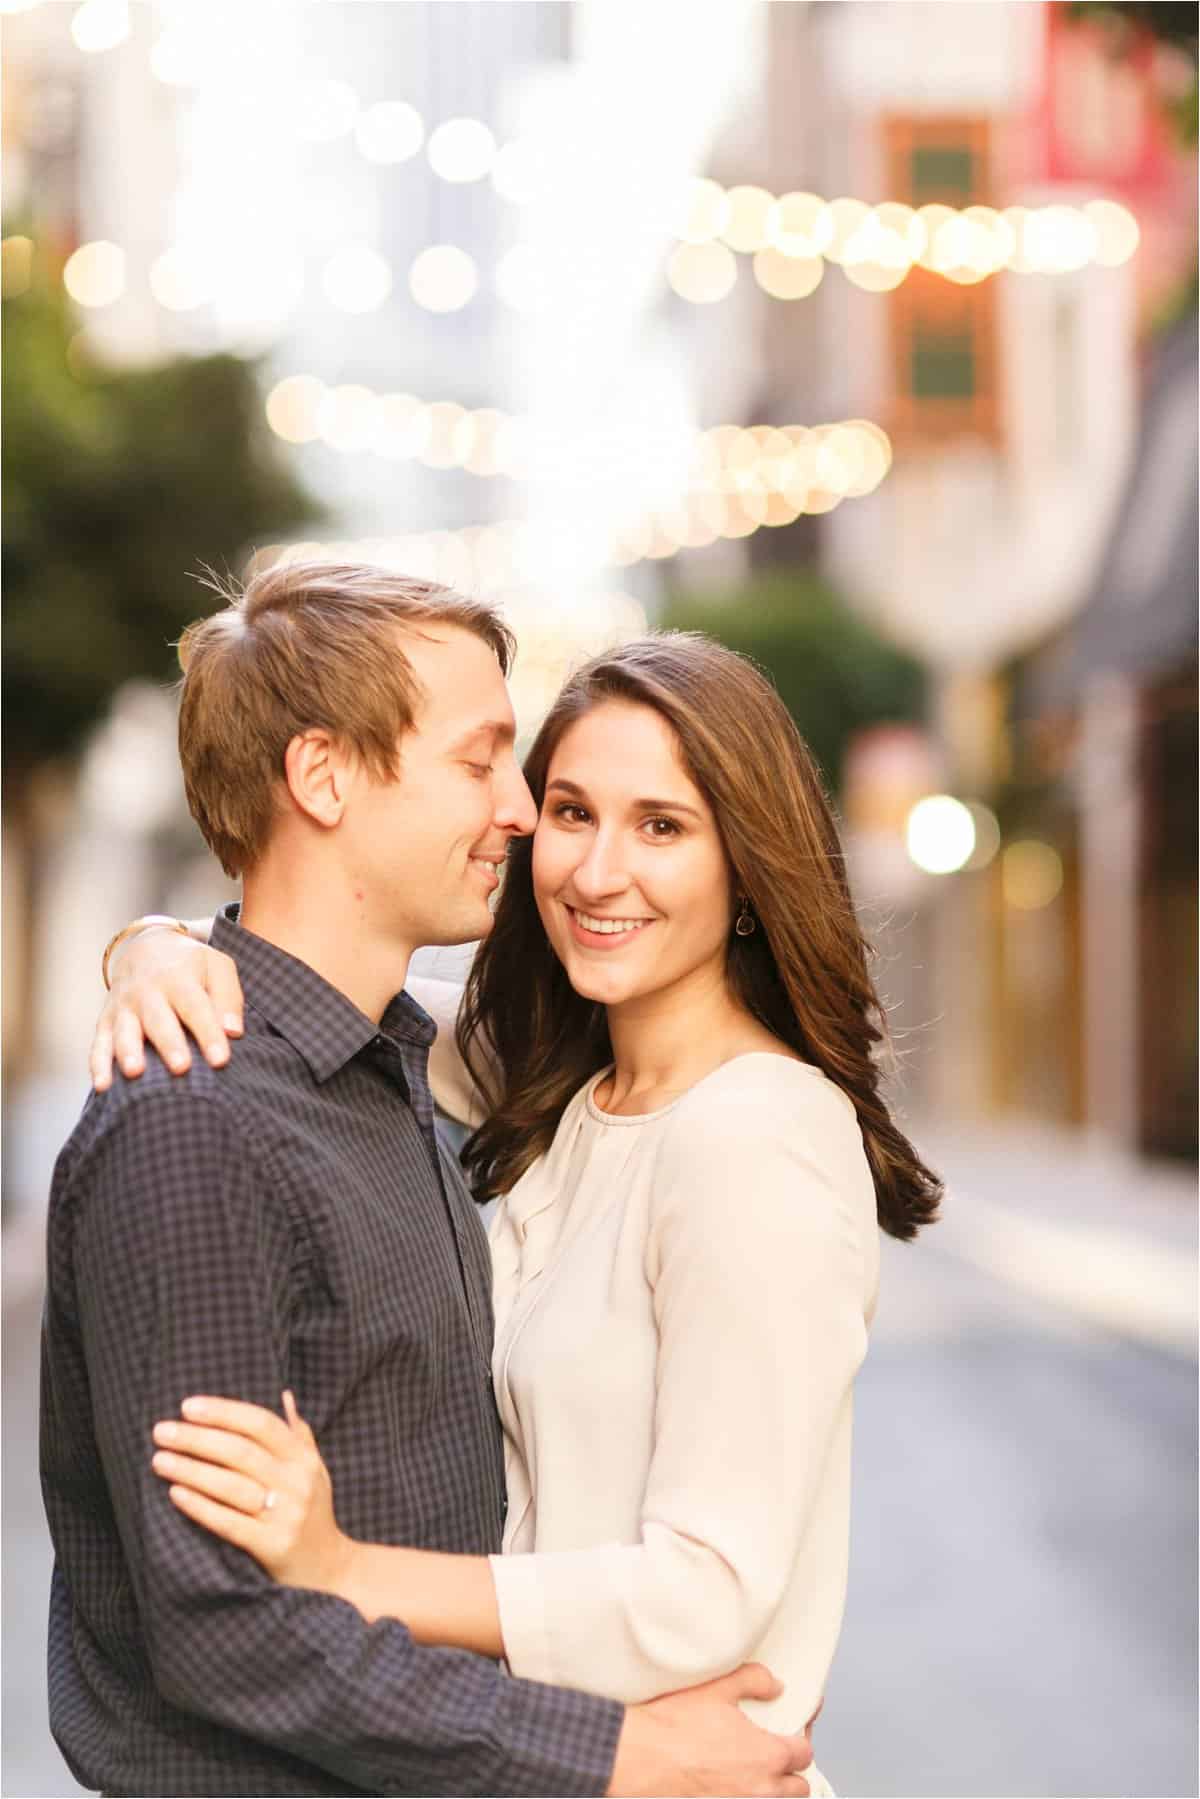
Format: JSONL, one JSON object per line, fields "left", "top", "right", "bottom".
{"left": 563, "top": 904, "right": 656, "bottom": 950}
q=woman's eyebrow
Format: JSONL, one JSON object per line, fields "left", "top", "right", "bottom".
{"left": 632, "top": 797, "right": 703, "bottom": 820}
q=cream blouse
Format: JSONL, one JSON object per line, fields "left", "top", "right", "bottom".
{"left": 413, "top": 978, "right": 880, "bottom": 1747}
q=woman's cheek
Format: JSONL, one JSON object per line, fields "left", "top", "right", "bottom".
{"left": 530, "top": 835, "right": 562, "bottom": 929}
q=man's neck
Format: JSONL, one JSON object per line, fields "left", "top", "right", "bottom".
{"left": 239, "top": 877, "right": 413, "bottom": 1026}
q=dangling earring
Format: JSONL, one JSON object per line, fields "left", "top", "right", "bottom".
{"left": 734, "top": 897, "right": 757, "bottom": 937}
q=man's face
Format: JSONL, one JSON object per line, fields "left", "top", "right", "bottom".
{"left": 341, "top": 625, "right": 536, "bottom": 952}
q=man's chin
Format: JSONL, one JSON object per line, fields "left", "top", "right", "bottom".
{"left": 422, "top": 902, "right": 495, "bottom": 950}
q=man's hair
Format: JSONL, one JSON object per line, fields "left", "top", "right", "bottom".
{"left": 176, "top": 560, "right": 515, "bottom": 877}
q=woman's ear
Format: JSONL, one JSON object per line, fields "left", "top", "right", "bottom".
{"left": 283, "top": 730, "right": 354, "bottom": 830}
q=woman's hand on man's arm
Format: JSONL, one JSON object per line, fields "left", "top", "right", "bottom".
{"left": 91, "top": 916, "right": 241, "bottom": 1090}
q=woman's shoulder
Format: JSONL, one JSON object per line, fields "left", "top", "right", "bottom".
{"left": 671, "top": 1051, "right": 859, "bottom": 1139}
{"left": 655, "top": 1053, "right": 871, "bottom": 1204}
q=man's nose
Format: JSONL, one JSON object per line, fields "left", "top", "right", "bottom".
{"left": 494, "top": 759, "right": 537, "bottom": 837}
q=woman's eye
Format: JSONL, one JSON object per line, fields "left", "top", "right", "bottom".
{"left": 644, "top": 816, "right": 680, "bottom": 839}
{"left": 555, "top": 803, "right": 591, "bottom": 824}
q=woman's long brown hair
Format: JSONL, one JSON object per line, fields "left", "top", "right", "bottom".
{"left": 459, "top": 632, "right": 941, "bottom": 1241}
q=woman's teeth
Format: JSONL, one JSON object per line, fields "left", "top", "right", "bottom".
{"left": 574, "top": 911, "right": 650, "bottom": 935}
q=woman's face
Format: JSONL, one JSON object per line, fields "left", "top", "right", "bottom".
{"left": 532, "top": 699, "right": 735, "bottom": 1010}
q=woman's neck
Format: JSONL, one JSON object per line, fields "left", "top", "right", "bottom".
{"left": 600, "top": 958, "right": 774, "bottom": 1115}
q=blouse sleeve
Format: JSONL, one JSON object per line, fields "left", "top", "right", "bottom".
{"left": 404, "top": 975, "right": 488, "bottom": 1128}
{"left": 488, "top": 1066, "right": 872, "bottom": 1702}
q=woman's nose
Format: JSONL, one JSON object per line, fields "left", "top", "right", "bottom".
{"left": 571, "top": 833, "right": 630, "bottom": 900}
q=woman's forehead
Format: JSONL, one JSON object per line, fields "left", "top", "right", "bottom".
{"left": 547, "top": 701, "right": 705, "bottom": 801}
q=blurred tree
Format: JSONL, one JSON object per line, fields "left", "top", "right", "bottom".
{"left": 659, "top": 569, "right": 927, "bottom": 796}
{"left": 3, "top": 257, "right": 321, "bottom": 775}
{"left": 2, "top": 246, "right": 320, "bottom": 1084}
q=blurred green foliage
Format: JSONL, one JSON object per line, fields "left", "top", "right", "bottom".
{"left": 2, "top": 249, "right": 321, "bottom": 777}
{"left": 1068, "top": 1, "right": 1199, "bottom": 146}
{"left": 660, "top": 570, "right": 927, "bottom": 795}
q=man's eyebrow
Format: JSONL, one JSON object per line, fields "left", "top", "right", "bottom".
{"left": 448, "top": 720, "right": 515, "bottom": 752}
{"left": 545, "top": 778, "right": 703, "bottom": 820}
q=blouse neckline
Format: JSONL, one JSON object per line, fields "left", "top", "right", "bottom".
{"left": 584, "top": 1050, "right": 822, "bottom": 1128}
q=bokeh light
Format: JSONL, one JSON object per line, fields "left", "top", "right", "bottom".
{"left": 355, "top": 101, "right": 424, "bottom": 165}
{"left": 753, "top": 248, "right": 824, "bottom": 300}
{"left": 316, "top": 383, "right": 380, "bottom": 453}
{"left": 421, "top": 400, "right": 473, "bottom": 469}
{"left": 427, "top": 118, "right": 496, "bottom": 183}
{"left": 667, "top": 241, "right": 737, "bottom": 303}
{"left": 721, "top": 185, "right": 775, "bottom": 253}
{"left": 824, "top": 198, "right": 872, "bottom": 265}
{"left": 676, "top": 177, "right": 731, "bottom": 245}
{"left": 70, "top": 0, "right": 129, "bottom": 54}
{"left": 63, "top": 240, "right": 125, "bottom": 308}
{"left": 964, "top": 802, "right": 1003, "bottom": 871}
{"left": 409, "top": 244, "right": 478, "bottom": 312}
{"left": 376, "top": 393, "right": 431, "bottom": 461}
{"left": 906, "top": 795, "right": 977, "bottom": 874}
{"left": 1084, "top": 199, "right": 1140, "bottom": 267}
{"left": 768, "top": 192, "right": 833, "bottom": 258}
{"left": 1002, "top": 840, "right": 1064, "bottom": 909}
{"left": 148, "top": 247, "right": 209, "bottom": 312}
{"left": 265, "top": 374, "right": 325, "bottom": 444}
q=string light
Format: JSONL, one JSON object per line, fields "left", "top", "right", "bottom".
{"left": 262, "top": 380, "right": 892, "bottom": 527}
{"left": 250, "top": 423, "right": 884, "bottom": 597}
{"left": 54, "top": 12, "right": 1143, "bottom": 288}
{"left": 666, "top": 242, "right": 738, "bottom": 304}
{"left": 148, "top": 247, "right": 209, "bottom": 312}
{"left": 427, "top": 118, "right": 496, "bottom": 184}
{"left": 409, "top": 244, "right": 478, "bottom": 313}
{"left": 70, "top": 0, "right": 129, "bottom": 54}
{"left": 62, "top": 240, "right": 125, "bottom": 308}
{"left": 665, "top": 185, "right": 1140, "bottom": 301}
{"left": 355, "top": 101, "right": 425, "bottom": 166}
{"left": 906, "top": 796, "right": 976, "bottom": 875}
{"left": 1002, "top": 840, "right": 1064, "bottom": 909}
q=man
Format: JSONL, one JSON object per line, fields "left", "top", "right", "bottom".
{"left": 42, "top": 562, "right": 813, "bottom": 1797}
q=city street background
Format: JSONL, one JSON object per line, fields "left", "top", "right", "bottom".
{"left": 3, "top": 2, "right": 1196, "bottom": 1796}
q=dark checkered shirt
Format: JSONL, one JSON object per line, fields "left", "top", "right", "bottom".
{"left": 40, "top": 910, "right": 623, "bottom": 1797}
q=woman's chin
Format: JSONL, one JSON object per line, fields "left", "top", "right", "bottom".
{"left": 557, "top": 952, "right": 646, "bottom": 1007}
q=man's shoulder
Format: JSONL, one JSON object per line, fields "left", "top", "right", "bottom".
{"left": 54, "top": 1030, "right": 300, "bottom": 1191}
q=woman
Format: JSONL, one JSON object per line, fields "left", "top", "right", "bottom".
{"left": 94, "top": 633, "right": 940, "bottom": 1790}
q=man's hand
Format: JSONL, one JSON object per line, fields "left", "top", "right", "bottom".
{"left": 91, "top": 922, "right": 241, "bottom": 1090}
{"left": 608, "top": 1663, "right": 813, "bottom": 1797}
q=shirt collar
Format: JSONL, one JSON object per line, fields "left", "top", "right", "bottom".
{"left": 212, "top": 905, "right": 435, "bottom": 1085}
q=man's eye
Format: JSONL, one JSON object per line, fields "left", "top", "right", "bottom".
{"left": 466, "top": 762, "right": 494, "bottom": 777}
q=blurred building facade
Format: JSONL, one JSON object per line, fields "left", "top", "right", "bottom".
{"left": 3, "top": 0, "right": 1195, "bottom": 1205}
{"left": 664, "top": 0, "right": 1197, "bottom": 1159}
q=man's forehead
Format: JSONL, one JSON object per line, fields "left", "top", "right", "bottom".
{"left": 401, "top": 626, "right": 514, "bottom": 728}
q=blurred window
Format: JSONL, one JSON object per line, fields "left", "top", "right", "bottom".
{"left": 912, "top": 325, "right": 976, "bottom": 400}
{"left": 910, "top": 146, "right": 975, "bottom": 207}
{"left": 884, "top": 115, "right": 1000, "bottom": 447}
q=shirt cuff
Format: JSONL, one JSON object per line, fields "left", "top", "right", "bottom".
{"left": 490, "top": 1550, "right": 557, "bottom": 1686}
{"left": 487, "top": 1651, "right": 625, "bottom": 1797}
